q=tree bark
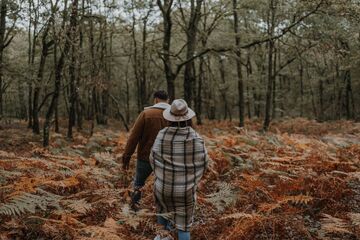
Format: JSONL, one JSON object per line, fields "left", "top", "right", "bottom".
{"left": 272, "top": 47, "right": 277, "bottom": 119}
{"left": 196, "top": 55, "right": 204, "bottom": 125}
{"left": 157, "top": 0, "right": 176, "bottom": 101}
{"left": 318, "top": 78, "right": 324, "bottom": 122}
{"left": 345, "top": 70, "right": 355, "bottom": 120}
{"left": 32, "top": 22, "right": 53, "bottom": 134}
{"left": 183, "top": 0, "right": 203, "bottom": 107}
{"left": 233, "top": 0, "right": 245, "bottom": 127}
{"left": 219, "top": 56, "right": 231, "bottom": 120}
{"left": 0, "top": 0, "right": 6, "bottom": 117}
{"left": 67, "top": 0, "right": 79, "bottom": 139}
{"left": 43, "top": 0, "right": 75, "bottom": 147}
{"left": 263, "top": 0, "right": 276, "bottom": 131}
{"left": 75, "top": 0, "right": 85, "bottom": 130}
{"left": 299, "top": 61, "right": 304, "bottom": 117}
{"left": 130, "top": 0, "right": 141, "bottom": 112}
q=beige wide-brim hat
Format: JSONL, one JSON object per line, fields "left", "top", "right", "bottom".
{"left": 163, "top": 99, "right": 196, "bottom": 122}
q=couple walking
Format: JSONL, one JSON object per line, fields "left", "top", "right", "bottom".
{"left": 122, "top": 91, "right": 208, "bottom": 240}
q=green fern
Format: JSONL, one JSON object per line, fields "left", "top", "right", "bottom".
{"left": 0, "top": 169, "right": 22, "bottom": 184}
{"left": 0, "top": 188, "right": 62, "bottom": 216}
{"left": 205, "top": 182, "right": 237, "bottom": 212}
{"left": 64, "top": 198, "right": 93, "bottom": 214}
{"left": 58, "top": 167, "right": 75, "bottom": 177}
{"left": 93, "top": 152, "right": 120, "bottom": 168}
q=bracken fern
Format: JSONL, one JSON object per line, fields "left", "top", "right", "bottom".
{"left": 0, "top": 188, "right": 62, "bottom": 216}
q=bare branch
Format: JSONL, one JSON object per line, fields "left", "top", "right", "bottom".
{"left": 240, "top": 0, "right": 324, "bottom": 49}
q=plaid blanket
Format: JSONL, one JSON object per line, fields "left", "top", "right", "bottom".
{"left": 149, "top": 126, "right": 208, "bottom": 231}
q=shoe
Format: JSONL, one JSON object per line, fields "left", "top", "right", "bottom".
{"left": 130, "top": 189, "right": 141, "bottom": 204}
{"left": 154, "top": 235, "right": 172, "bottom": 240}
{"left": 130, "top": 189, "right": 141, "bottom": 211}
{"left": 130, "top": 202, "right": 140, "bottom": 211}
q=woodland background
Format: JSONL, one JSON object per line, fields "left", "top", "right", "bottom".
{"left": 1, "top": 1, "right": 360, "bottom": 240}
{"left": 0, "top": 0, "right": 359, "bottom": 145}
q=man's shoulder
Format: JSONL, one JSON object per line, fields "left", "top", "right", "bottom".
{"left": 143, "top": 107, "right": 165, "bottom": 118}
{"left": 143, "top": 107, "right": 163, "bottom": 113}
{"left": 144, "top": 103, "right": 170, "bottom": 110}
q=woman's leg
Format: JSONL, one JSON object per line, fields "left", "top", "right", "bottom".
{"left": 178, "top": 230, "right": 190, "bottom": 240}
{"left": 157, "top": 216, "right": 171, "bottom": 230}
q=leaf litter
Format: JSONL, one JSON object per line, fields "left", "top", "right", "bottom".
{"left": 0, "top": 118, "right": 359, "bottom": 239}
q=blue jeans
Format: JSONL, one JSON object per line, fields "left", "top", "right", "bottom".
{"left": 132, "top": 159, "right": 153, "bottom": 203}
{"left": 157, "top": 216, "right": 190, "bottom": 240}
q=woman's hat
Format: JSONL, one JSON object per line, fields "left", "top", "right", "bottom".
{"left": 163, "top": 99, "right": 196, "bottom": 122}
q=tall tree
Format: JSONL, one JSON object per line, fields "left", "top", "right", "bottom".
{"left": 263, "top": 0, "right": 276, "bottom": 131}
{"left": 0, "top": 0, "right": 7, "bottom": 117}
{"left": 157, "top": 0, "right": 176, "bottom": 100}
{"left": 32, "top": 7, "right": 55, "bottom": 134}
{"left": 43, "top": 0, "right": 77, "bottom": 146}
{"left": 67, "top": 0, "right": 79, "bottom": 138}
{"left": 0, "top": 0, "right": 18, "bottom": 117}
{"left": 232, "top": 0, "right": 245, "bottom": 127}
{"left": 182, "top": 0, "right": 203, "bottom": 107}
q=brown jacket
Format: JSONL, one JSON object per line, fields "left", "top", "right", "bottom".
{"left": 123, "top": 103, "right": 170, "bottom": 162}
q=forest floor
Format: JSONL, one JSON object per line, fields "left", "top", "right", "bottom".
{"left": 0, "top": 118, "right": 360, "bottom": 240}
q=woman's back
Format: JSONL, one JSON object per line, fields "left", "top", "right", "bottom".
{"left": 151, "top": 126, "right": 208, "bottom": 195}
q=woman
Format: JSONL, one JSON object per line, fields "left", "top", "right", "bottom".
{"left": 150, "top": 99, "right": 208, "bottom": 240}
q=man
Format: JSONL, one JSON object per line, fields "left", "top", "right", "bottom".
{"left": 122, "top": 90, "right": 170, "bottom": 207}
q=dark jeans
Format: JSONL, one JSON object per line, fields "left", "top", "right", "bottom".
{"left": 157, "top": 216, "right": 190, "bottom": 240}
{"left": 132, "top": 159, "right": 153, "bottom": 203}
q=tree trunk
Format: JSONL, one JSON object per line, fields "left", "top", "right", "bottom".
{"left": 67, "top": 1, "right": 79, "bottom": 139}
{"left": 27, "top": 83, "right": 33, "bottom": 127}
{"left": 263, "top": 39, "right": 274, "bottom": 131}
{"left": 300, "top": 62, "right": 304, "bottom": 117}
{"left": 318, "top": 78, "right": 324, "bottom": 122}
{"left": 76, "top": 0, "right": 85, "bottom": 131}
{"left": 157, "top": 0, "right": 176, "bottom": 101}
{"left": 131, "top": 0, "right": 142, "bottom": 112}
{"left": 219, "top": 56, "right": 230, "bottom": 120}
{"left": 0, "top": 0, "right": 6, "bottom": 117}
{"left": 88, "top": 11, "right": 98, "bottom": 128}
{"left": 207, "top": 57, "right": 215, "bottom": 120}
{"left": 140, "top": 9, "right": 150, "bottom": 108}
{"left": 97, "top": 21, "right": 108, "bottom": 125}
{"left": 17, "top": 80, "right": 27, "bottom": 119}
{"left": 233, "top": 0, "right": 245, "bottom": 127}
{"left": 263, "top": 0, "right": 276, "bottom": 131}
{"left": 345, "top": 70, "right": 355, "bottom": 120}
{"left": 272, "top": 47, "right": 277, "bottom": 119}
{"left": 305, "top": 66, "right": 317, "bottom": 118}
{"left": 43, "top": 0, "right": 76, "bottom": 147}
{"left": 27, "top": 0, "right": 37, "bottom": 128}
{"left": 253, "top": 87, "right": 259, "bottom": 118}
{"left": 33, "top": 24, "right": 53, "bottom": 134}
{"left": 247, "top": 85, "right": 251, "bottom": 119}
{"left": 183, "top": 0, "right": 203, "bottom": 107}
{"left": 196, "top": 55, "right": 204, "bottom": 125}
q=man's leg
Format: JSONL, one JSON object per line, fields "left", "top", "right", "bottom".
{"left": 131, "top": 159, "right": 153, "bottom": 205}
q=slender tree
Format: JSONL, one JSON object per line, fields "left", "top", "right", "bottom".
{"left": 263, "top": 0, "right": 276, "bottom": 131}
{"left": 232, "top": 0, "right": 244, "bottom": 127}
{"left": 182, "top": 0, "right": 203, "bottom": 107}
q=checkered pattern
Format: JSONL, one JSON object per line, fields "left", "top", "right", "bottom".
{"left": 150, "top": 127, "right": 208, "bottom": 231}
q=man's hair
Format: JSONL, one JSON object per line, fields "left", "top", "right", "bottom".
{"left": 153, "top": 90, "right": 168, "bottom": 100}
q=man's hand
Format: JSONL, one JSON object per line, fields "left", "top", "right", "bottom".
{"left": 122, "top": 156, "right": 130, "bottom": 171}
